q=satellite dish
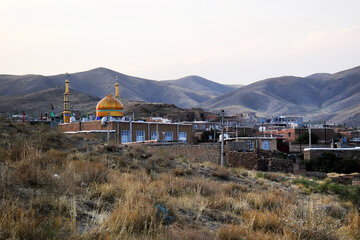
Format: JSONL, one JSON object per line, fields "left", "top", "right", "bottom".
{"left": 101, "top": 117, "right": 107, "bottom": 126}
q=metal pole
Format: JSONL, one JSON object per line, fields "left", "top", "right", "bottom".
{"left": 130, "top": 115, "right": 132, "bottom": 142}
{"left": 213, "top": 124, "right": 216, "bottom": 143}
{"left": 221, "top": 110, "right": 225, "bottom": 167}
{"left": 107, "top": 113, "right": 110, "bottom": 143}
{"left": 299, "top": 128, "right": 302, "bottom": 153}
{"left": 324, "top": 121, "right": 327, "bottom": 146}
{"left": 308, "top": 120, "right": 311, "bottom": 148}
{"left": 156, "top": 123, "right": 159, "bottom": 140}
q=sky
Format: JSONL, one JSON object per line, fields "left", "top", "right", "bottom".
{"left": 1, "top": 0, "right": 360, "bottom": 85}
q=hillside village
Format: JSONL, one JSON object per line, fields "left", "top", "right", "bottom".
{"left": 2, "top": 1, "right": 360, "bottom": 239}
{"left": 1, "top": 74, "right": 359, "bottom": 239}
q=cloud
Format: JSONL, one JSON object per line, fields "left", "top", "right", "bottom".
{"left": 289, "top": 26, "right": 360, "bottom": 54}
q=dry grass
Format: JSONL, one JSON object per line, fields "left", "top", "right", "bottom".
{"left": 1, "top": 120, "right": 360, "bottom": 240}
{"left": 211, "top": 165, "right": 230, "bottom": 180}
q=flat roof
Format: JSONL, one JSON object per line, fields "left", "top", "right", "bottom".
{"left": 304, "top": 147, "right": 360, "bottom": 151}
{"left": 226, "top": 137, "right": 278, "bottom": 140}
{"left": 59, "top": 120, "right": 192, "bottom": 126}
{"left": 64, "top": 130, "right": 116, "bottom": 134}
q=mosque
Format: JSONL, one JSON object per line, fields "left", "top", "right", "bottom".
{"left": 59, "top": 76, "right": 193, "bottom": 144}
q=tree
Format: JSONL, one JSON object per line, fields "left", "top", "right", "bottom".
{"left": 294, "top": 132, "right": 319, "bottom": 144}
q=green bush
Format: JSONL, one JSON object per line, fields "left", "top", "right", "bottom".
{"left": 305, "top": 153, "right": 360, "bottom": 173}
{"left": 294, "top": 132, "right": 319, "bottom": 144}
{"left": 317, "top": 181, "right": 360, "bottom": 206}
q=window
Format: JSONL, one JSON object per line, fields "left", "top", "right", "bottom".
{"left": 136, "top": 130, "right": 145, "bottom": 142}
{"left": 262, "top": 140, "right": 270, "bottom": 150}
{"left": 121, "top": 130, "right": 130, "bottom": 143}
{"left": 247, "top": 140, "right": 254, "bottom": 151}
{"left": 164, "top": 132, "right": 173, "bottom": 141}
{"left": 178, "top": 132, "right": 187, "bottom": 142}
{"left": 194, "top": 125, "right": 198, "bottom": 130}
{"left": 288, "top": 132, "right": 291, "bottom": 137}
{"left": 151, "top": 131, "right": 158, "bottom": 140}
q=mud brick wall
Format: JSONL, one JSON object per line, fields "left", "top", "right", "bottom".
{"left": 146, "top": 144, "right": 220, "bottom": 163}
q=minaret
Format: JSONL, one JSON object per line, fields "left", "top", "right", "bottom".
{"left": 63, "top": 73, "right": 71, "bottom": 123}
{"left": 115, "top": 76, "right": 120, "bottom": 100}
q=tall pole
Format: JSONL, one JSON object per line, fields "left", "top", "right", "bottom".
{"left": 213, "top": 124, "right": 216, "bottom": 143}
{"left": 221, "top": 110, "right": 225, "bottom": 167}
{"left": 324, "top": 121, "right": 327, "bottom": 146}
{"left": 235, "top": 123, "right": 238, "bottom": 138}
{"left": 156, "top": 123, "right": 159, "bottom": 141}
{"left": 308, "top": 120, "right": 312, "bottom": 148}
{"left": 299, "top": 128, "right": 302, "bottom": 153}
{"left": 107, "top": 113, "right": 110, "bottom": 143}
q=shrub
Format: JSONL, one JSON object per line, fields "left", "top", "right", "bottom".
{"left": 305, "top": 152, "right": 360, "bottom": 173}
{"left": 15, "top": 158, "right": 54, "bottom": 187}
{"left": 211, "top": 166, "right": 230, "bottom": 180}
{"left": 100, "top": 196, "right": 162, "bottom": 237}
{"left": 0, "top": 202, "right": 71, "bottom": 240}
{"left": 63, "top": 160, "right": 109, "bottom": 188}
{"left": 167, "top": 227, "right": 215, "bottom": 240}
{"left": 281, "top": 203, "right": 341, "bottom": 240}
{"left": 243, "top": 210, "right": 282, "bottom": 233}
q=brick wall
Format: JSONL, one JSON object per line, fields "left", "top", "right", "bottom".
{"left": 146, "top": 143, "right": 220, "bottom": 163}
{"left": 59, "top": 121, "right": 193, "bottom": 144}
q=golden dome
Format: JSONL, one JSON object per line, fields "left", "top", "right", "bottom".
{"left": 96, "top": 94, "right": 123, "bottom": 117}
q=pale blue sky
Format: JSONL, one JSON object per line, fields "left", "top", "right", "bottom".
{"left": 1, "top": 0, "right": 360, "bottom": 84}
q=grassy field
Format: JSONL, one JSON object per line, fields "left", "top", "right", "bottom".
{"left": 0, "top": 118, "right": 359, "bottom": 240}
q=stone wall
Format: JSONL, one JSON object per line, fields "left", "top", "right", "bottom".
{"left": 226, "top": 150, "right": 294, "bottom": 173}
{"left": 268, "top": 158, "right": 294, "bottom": 173}
{"left": 146, "top": 143, "right": 220, "bottom": 163}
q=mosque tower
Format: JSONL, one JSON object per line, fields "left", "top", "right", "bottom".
{"left": 63, "top": 74, "right": 71, "bottom": 123}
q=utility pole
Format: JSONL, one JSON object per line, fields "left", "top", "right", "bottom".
{"left": 299, "top": 128, "right": 302, "bottom": 153}
{"left": 213, "top": 124, "right": 216, "bottom": 143}
{"left": 324, "top": 121, "right": 327, "bottom": 146}
{"left": 308, "top": 120, "right": 312, "bottom": 148}
{"left": 107, "top": 113, "right": 110, "bottom": 143}
{"left": 235, "top": 123, "right": 238, "bottom": 138}
{"left": 221, "top": 110, "right": 225, "bottom": 167}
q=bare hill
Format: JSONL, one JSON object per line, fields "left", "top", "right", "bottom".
{"left": 0, "top": 88, "right": 100, "bottom": 116}
{"left": 0, "top": 68, "right": 235, "bottom": 109}
{"left": 201, "top": 66, "right": 360, "bottom": 125}
{"left": 0, "top": 87, "right": 197, "bottom": 119}
{"left": 163, "top": 75, "right": 235, "bottom": 96}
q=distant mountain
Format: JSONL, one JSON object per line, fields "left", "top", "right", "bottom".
{"left": 0, "top": 87, "right": 197, "bottom": 120}
{"left": 3, "top": 65, "right": 360, "bottom": 125}
{"left": 227, "top": 84, "right": 244, "bottom": 88}
{"left": 163, "top": 75, "right": 235, "bottom": 96}
{"left": 0, "top": 68, "right": 235, "bottom": 109}
{"left": 201, "top": 65, "right": 360, "bottom": 125}
{"left": 0, "top": 87, "right": 100, "bottom": 116}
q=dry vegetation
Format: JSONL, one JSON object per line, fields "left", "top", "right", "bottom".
{"left": 0, "top": 118, "right": 359, "bottom": 239}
